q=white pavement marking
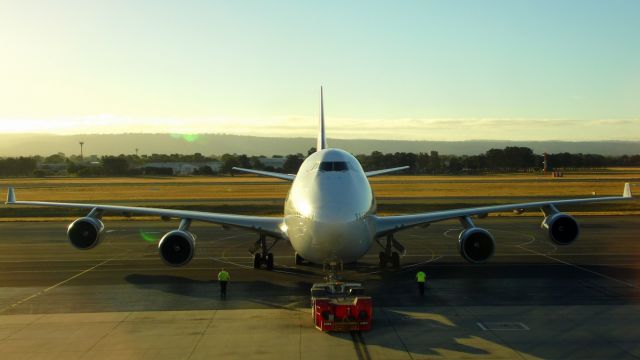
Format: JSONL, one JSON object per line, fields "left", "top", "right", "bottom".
{"left": 208, "top": 256, "right": 253, "bottom": 269}
{"left": 0, "top": 256, "right": 117, "bottom": 314}
{"left": 361, "top": 253, "right": 444, "bottom": 276}
{"left": 517, "top": 245, "right": 637, "bottom": 288}
{"left": 208, "top": 256, "right": 316, "bottom": 277}
{"left": 463, "top": 226, "right": 638, "bottom": 288}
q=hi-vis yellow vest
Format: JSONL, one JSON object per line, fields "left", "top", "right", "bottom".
{"left": 218, "top": 271, "right": 230, "bottom": 281}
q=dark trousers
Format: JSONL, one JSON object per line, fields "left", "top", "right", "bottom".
{"left": 418, "top": 282, "right": 425, "bottom": 296}
{"left": 220, "top": 281, "right": 228, "bottom": 298}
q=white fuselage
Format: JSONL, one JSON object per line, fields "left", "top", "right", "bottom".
{"left": 284, "top": 148, "right": 377, "bottom": 264}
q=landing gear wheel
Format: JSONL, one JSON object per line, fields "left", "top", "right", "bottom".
{"left": 266, "top": 253, "right": 274, "bottom": 270}
{"left": 391, "top": 251, "right": 400, "bottom": 269}
{"left": 295, "top": 252, "right": 304, "bottom": 265}
{"left": 253, "top": 253, "right": 262, "bottom": 269}
{"left": 379, "top": 251, "right": 387, "bottom": 267}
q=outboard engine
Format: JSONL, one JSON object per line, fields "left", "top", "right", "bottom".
{"left": 458, "top": 227, "right": 495, "bottom": 263}
{"left": 542, "top": 213, "right": 579, "bottom": 245}
{"left": 158, "top": 230, "right": 196, "bottom": 266}
{"left": 67, "top": 217, "right": 105, "bottom": 250}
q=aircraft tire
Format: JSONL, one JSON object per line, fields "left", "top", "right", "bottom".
{"left": 266, "top": 253, "right": 274, "bottom": 270}
{"left": 379, "top": 252, "right": 387, "bottom": 267}
{"left": 295, "top": 253, "right": 304, "bottom": 265}
{"left": 253, "top": 253, "right": 262, "bottom": 269}
{"left": 391, "top": 252, "right": 400, "bottom": 269}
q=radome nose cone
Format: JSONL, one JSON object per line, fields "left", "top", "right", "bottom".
{"left": 314, "top": 202, "right": 355, "bottom": 223}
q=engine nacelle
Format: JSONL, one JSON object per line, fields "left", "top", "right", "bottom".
{"left": 542, "top": 213, "right": 579, "bottom": 245}
{"left": 158, "top": 230, "right": 196, "bottom": 267}
{"left": 458, "top": 227, "right": 495, "bottom": 263}
{"left": 67, "top": 217, "right": 105, "bottom": 250}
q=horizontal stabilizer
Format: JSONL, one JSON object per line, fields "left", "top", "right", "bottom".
{"left": 232, "top": 167, "right": 295, "bottom": 181}
{"left": 364, "top": 166, "right": 410, "bottom": 177}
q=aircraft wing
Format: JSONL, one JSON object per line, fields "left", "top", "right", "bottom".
{"left": 5, "top": 187, "right": 285, "bottom": 238}
{"left": 373, "top": 183, "right": 633, "bottom": 237}
{"left": 365, "top": 166, "right": 410, "bottom": 177}
{"left": 232, "top": 167, "right": 295, "bottom": 181}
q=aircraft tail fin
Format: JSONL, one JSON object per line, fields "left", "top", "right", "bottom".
{"left": 6, "top": 187, "right": 15, "bottom": 204}
{"left": 317, "top": 86, "right": 327, "bottom": 151}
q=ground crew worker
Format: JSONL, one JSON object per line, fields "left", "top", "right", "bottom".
{"left": 218, "top": 268, "right": 230, "bottom": 299}
{"left": 416, "top": 270, "right": 427, "bottom": 296}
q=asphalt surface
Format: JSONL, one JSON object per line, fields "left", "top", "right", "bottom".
{"left": 1, "top": 216, "right": 639, "bottom": 314}
{"left": 1, "top": 216, "right": 639, "bottom": 359}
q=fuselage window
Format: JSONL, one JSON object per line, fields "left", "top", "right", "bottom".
{"left": 319, "top": 161, "right": 349, "bottom": 172}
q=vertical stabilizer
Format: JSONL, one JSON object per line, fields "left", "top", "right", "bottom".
{"left": 317, "top": 86, "right": 327, "bottom": 150}
{"left": 6, "top": 187, "right": 15, "bottom": 204}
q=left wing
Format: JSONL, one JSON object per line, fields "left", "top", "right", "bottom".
{"left": 365, "top": 166, "right": 410, "bottom": 177}
{"left": 374, "top": 183, "right": 633, "bottom": 237}
{"left": 5, "top": 187, "right": 285, "bottom": 238}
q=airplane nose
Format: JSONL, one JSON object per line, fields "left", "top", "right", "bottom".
{"left": 314, "top": 202, "right": 356, "bottom": 223}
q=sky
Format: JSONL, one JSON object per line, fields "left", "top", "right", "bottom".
{"left": 0, "top": 0, "right": 639, "bottom": 141}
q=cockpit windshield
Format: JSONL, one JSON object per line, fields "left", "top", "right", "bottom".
{"left": 319, "top": 161, "right": 349, "bottom": 172}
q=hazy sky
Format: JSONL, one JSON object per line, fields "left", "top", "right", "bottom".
{"left": 1, "top": 0, "right": 638, "bottom": 140}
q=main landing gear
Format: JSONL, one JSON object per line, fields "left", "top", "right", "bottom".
{"left": 251, "top": 234, "right": 279, "bottom": 270}
{"left": 377, "top": 234, "right": 405, "bottom": 269}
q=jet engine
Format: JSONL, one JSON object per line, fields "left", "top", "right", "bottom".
{"left": 158, "top": 230, "right": 196, "bottom": 266}
{"left": 458, "top": 227, "right": 495, "bottom": 263}
{"left": 542, "top": 213, "right": 579, "bottom": 245}
{"left": 67, "top": 217, "right": 105, "bottom": 250}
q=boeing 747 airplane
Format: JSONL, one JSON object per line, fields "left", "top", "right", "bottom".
{"left": 4, "top": 89, "right": 634, "bottom": 270}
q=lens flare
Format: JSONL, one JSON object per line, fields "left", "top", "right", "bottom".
{"left": 139, "top": 230, "right": 160, "bottom": 243}
{"left": 171, "top": 133, "right": 200, "bottom": 143}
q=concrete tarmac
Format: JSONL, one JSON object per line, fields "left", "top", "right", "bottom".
{"left": 0, "top": 216, "right": 639, "bottom": 359}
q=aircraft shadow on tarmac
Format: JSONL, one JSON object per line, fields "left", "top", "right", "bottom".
{"left": 124, "top": 259, "right": 638, "bottom": 310}
{"left": 368, "top": 262, "right": 639, "bottom": 307}
{"left": 124, "top": 273, "right": 314, "bottom": 306}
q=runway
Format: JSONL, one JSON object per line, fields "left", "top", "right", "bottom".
{"left": 1, "top": 216, "right": 639, "bottom": 359}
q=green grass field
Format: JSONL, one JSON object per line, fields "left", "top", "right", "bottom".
{"left": 1, "top": 171, "right": 638, "bottom": 219}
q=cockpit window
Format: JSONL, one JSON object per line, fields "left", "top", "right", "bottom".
{"left": 319, "top": 161, "right": 349, "bottom": 172}
{"left": 333, "top": 162, "right": 348, "bottom": 171}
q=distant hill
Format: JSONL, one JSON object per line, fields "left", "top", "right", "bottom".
{"left": 1, "top": 133, "right": 639, "bottom": 157}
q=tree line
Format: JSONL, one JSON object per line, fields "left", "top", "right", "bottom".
{"left": 0, "top": 146, "right": 639, "bottom": 177}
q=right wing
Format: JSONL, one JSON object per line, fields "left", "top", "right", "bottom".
{"left": 232, "top": 167, "right": 295, "bottom": 181}
{"left": 374, "top": 183, "right": 633, "bottom": 237}
{"left": 5, "top": 187, "right": 285, "bottom": 238}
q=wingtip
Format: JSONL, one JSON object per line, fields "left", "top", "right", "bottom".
{"left": 623, "top": 183, "right": 632, "bottom": 198}
{"left": 6, "top": 187, "right": 16, "bottom": 204}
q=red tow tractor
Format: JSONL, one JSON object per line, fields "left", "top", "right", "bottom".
{"left": 311, "top": 281, "right": 373, "bottom": 332}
